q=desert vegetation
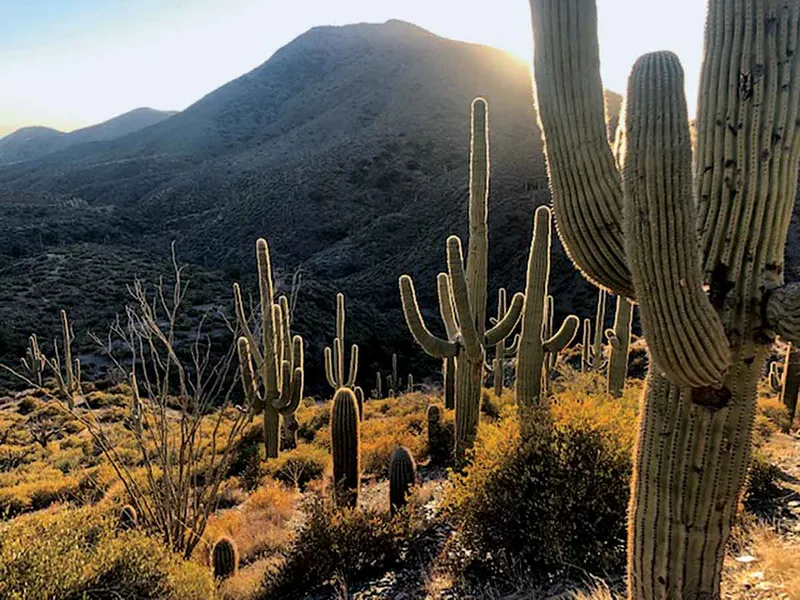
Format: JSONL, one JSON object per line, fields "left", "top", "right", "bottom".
{"left": 2, "top": 1, "right": 800, "bottom": 599}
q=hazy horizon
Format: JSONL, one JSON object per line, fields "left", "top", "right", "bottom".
{"left": 0, "top": 1, "right": 706, "bottom": 137}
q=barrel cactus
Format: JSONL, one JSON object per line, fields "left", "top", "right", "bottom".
{"left": 389, "top": 446, "right": 417, "bottom": 515}
{"left": 119, "top": 504, "right": 138, "bottom": 530}
{"left": 529, "top": 0, "right": 800, "bottom": 596}
{"left": 331, "top": 387, "right": 360, "bottom": 508}
{"left": 324, "top": 293, "right": 359, "bottom": 390}
{"left": 233, "top": 239, "right": 304, "bottom": 459}
{"left": 211, "top": 536, "right": 238, "bottom": 579}
{"left": 400, "top": 98, "right": 524, "bottom": 463}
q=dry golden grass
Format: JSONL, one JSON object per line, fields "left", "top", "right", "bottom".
{"left": 724, "top": 524, "right": 800, "bottom": 599}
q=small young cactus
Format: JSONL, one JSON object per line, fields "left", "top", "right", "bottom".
{"left": 406, "top": 374, "right": 414, "bottom": 393}
{"left": 331, "top": 387, "right": 360, "bottom": 508}
{"left": 324, "top": 293, "right": 359, "bottom": 391}
{"left": 119, "top": 504, "right": 138, "bottom": 530}
{"left": 389, "top": 446, "right": 417, "bottom": 515}
{"left": 211, "top": 536, "right": 239, "bottom": 579}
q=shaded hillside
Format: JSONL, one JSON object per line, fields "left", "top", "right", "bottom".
{"left": 0, "top": 20, "right": 606, "bottom": 388}
{"left": 0, "top": 108, "right": 177, "bottom": 166}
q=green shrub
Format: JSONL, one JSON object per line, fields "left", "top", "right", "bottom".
{"left": 0, "top": 506, "right": 215, "bottom": 599}
{"left": 443, "top": 391, "right": 636, "bottom": 584}
{"left": 266, "top": 444, "right": 330, "bottom": 490}
{"left": 757, "top": 397, "right": 790, "bottom": 433}
{"left": 259, "top": 497, "right": 421, "bottom": 599}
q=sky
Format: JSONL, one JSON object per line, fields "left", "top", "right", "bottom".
{"left": 0, "top": 0, "right": 708, "bottom": 137}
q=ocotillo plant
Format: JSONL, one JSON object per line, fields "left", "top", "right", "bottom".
{"left": 389, "top": 446, "right": 417, "bottom": 515}
{"left": 779, "top": 345, "right": 800, "bottom": 431}
{"left": 489, "top": 288, "right": 521, "bottom": 397}
{"left": 331, "top": 387, "right": 360, "bottom": 508}
{"left": 442, "top": 357, "right": 455, "bottom": 410}
{"left": 234, "top": 239, "right": 304, "bottom": 459}
{"left": 211, "top": 536, "right": 239, "bottom": 579}
{"left": 324, "top": 293, "right": 359, "bottom": 390}
{"left": 530, "top": 0, "right": 800, "bottom": 596}
{"left": 516, "top": 206, "right": 579, "bottom": 418}
{"left": 605, "top": 296, "right": 633, "bottom": 397}
{"left": 581, "top": 288, "right": 608, "bottom": 373}
{"left": 399, "top": 98, "right": 524, "bottom": 463}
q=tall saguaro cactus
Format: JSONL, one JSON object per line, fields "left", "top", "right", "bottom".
{"left": 324, "top": 293, "right": 359, "bottom": 390}
{"left": 530, "top": 1, "right": 800, "bottom": 597}
{"left": 399, "top": 98, "right": 524, "bottom": 463}
{"left": 234, "top": 238, "right": 304, "bottom": 459}
{"left": 606, "top": 296, "right": 634, "bottom": 397}
{"left": 516, "top": 206, "right": 579, "bottom": 414}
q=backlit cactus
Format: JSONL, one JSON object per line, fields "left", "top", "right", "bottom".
{"left": 769, "top": 360, "right": 783, "bottom": 392}
{"left": 581, "top": 289, "right": 608, "bottom": 373}
{"left": 389, "top": 445, "right": 416, "bottom": 515}
{"left": 331, "top": 387, "right": 360, "bottom": 508}
{"left": 778, "top": 345, "right": 800, "bottom": 431}
{"left": 529, "top": 0, "right": 800, "bottom": 595}
{"left": 605, "top": 296, "right": 633, "bottom": 397}
{"left": 211, "top": 536, "right": 238, "bottom": 579}
{"left": 442, "top": 356, "right": 455, "bottom": 410}
{"left": 21, "top": 334, "right": 45, "bottom": 387}
{"left": 324, "top": 293, "right": 359, "bottom": 390}
{"left": 119, "top": 504, "right": 138, "bottom": 530}
{"left": 516, "top": 206, "right": 579, "bottom": 414}
{"left": 400, "top": 98, "right": 524, "bottom": 463}
{"left": 373, "top": 371, "right": 383, "bottom": 399}
{"left": 355, "top": 386, "right": 365, "bottom": 421}
{"left": 387, "top": 353, "right": 400, "bottom": 397}
{"left": 234, "top": 239, "right": 304, "bottom": 459}
{"left": 406, "top": 374, "right": 414, "bottom": 393}
{"left": 490, "top": 288, "right": 521, "bottom": 397}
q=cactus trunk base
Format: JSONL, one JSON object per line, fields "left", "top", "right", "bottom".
{"left": 264, "top": 409, "right": 280, "bottom": 459}
{"left": 455, "top": 356, "right": 482, "bottom": 466}
{"left": 628, "top": 352, "right": 759, "bottom": 600}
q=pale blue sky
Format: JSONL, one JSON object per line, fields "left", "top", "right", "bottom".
{"left": 0, "top": 0, "right": 707, "bottom": 136}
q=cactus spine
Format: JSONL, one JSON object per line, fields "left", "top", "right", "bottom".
{"left": 606, "top": 296, "right": 633, "bottom": 397}
{"left": 442, "top": 356, "right": 455, "bottom": 410}
{"left": 324, "top": 293, "right": 359, "bottom": 390}
{"left": 211, "top": 536, "right": 239, "bottom": 579}
{"left": 779, "top": 345, "right": 800, "bottom": 431}
{"left": 400, "top": 98, "right": 524, "bottom": 463}
{"left": 331, "top": 387, "right": 360, "bottom": 508}
{"left": 530, "top": 1, "right": 800, "bottom": 596}
{"left": 234, "top": 239, "right": 304, "bottom": 459}
{"left": 516, "top": 206, "right": 579, "bottom": 415}
{"left": 389, "top": 446, "right": 416, "bottom": 515}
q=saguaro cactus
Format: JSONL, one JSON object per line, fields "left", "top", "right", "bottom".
{"left": 331, "top": 387, "right": 360, "bottom": 508}
{"left": 489, "top": 288, "right": 521, "bottom": 397}
{"left": 606, "top": 296, "right": 634, "bottom": 397}
{"left": 581, "top": 289, "right": 608, "bottom": 373}
{"left": 399, "top": 98, "right": 524, "bottom": 463}
{"left": 387, "top": 353, "right": 400, "bottom": 397}
{"left": 389, "top": 446, "right": 417, "bottom": 515}
{"left": 779, "top": 345, "right": 800, "bottom": 431}
{"left": 211, "top": 536, "right": 239, "bottom": 579}
{"left": 442, "top": 356, "right": 455, "bottom": 410}
{"left": 529, "top": 1, "right": 800, "bottom": 596}
{"left": 354, "top": 386, "right": 365, "bottom": 421}
{"left": 769, "top": 360, "right": 783, "bottom": 392}
{"left": 324, "top": 293, "right": 359, "bottom": 390}
{"left": 374, "top": 371, "right": 383, "bottom": 399}
{"left": 234, "top": 239, "right": 304, "bottom": 459}
{"left": 516, "top": 206, "right": 579, "bottom": 414}
{"left": 21, "top": 334, "right": 45, "bottom": 387}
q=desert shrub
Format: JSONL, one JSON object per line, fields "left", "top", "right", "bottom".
{"left": 753, "top": 413, "right": 778, "bottom": 448}
{"left": 296, "top": 402, "right": 330, "bottom": 443}
{"left": 259, "top": 497, "right": 421, "bottom": 599}
{"left": 267, "top": 444, "right": 329, "bottom": 490}
{"left": 16, "top": 396, "right": 37, "bottom": 415}
{"left": 0, "top": 506, "right": 215, "bottom": 599}
{"left": 745, "top": 449, "right": 783, "bottom": 503}
{"left": 443, "top": 391, "right": 636, "bottom": 584}
{"left": 428, "top": 406, "right": 455, "bottom": 467}
{"left": 757, "top": 397, "right": 790, "bottom": 432}
{"left": 480, "top": 388, "right": 514, "bottom": 419}
{"left": 360, "top": 415, "right": 427, "bottom": 476}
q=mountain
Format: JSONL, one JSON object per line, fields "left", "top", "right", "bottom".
{"left": 0, "top": 20, "right": 601, "bottom": 391}
{"left": 0, "top": 107, "right": 177, "bottom": 165}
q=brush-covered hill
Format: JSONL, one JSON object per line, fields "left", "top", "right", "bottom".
{"left": 0, "top": 108, "right": 177, "bottom": 166}
{"left": 0, "top": 20, "right": 602, "bottom": 390}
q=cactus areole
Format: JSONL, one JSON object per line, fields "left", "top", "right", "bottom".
{"left": 529, "top": 0, "right": 800, "bottom": 598}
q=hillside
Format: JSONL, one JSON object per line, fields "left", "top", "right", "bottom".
{"left": 0, "top": 107, "right": 177, "bottom": 166}
{"left": 0, "top": 20, "right": 601, "bottom": 390}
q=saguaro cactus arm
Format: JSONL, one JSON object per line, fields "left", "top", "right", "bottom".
{"left": 324, "top": 293, "right": 360, "bottom": 389}
{"left": 399, "top": 275, "right": 459, "bottom": 358}
{"left": 542, "top": 316, "right": 580, "bottom": 352}
{"left": 485, "top": 293, "right": 524, "bottom": 347}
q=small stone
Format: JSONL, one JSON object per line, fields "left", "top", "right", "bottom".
{"left": 735, "top": 554, "right": 758, "bottom": 563}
